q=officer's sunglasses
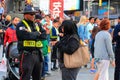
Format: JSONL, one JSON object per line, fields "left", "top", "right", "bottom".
{"left": 29, "top": 13, "right": 35, "bottom": 16}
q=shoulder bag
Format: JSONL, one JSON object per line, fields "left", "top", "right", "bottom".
{"left": 64, "top": 39, "right": 90, "bottom": 68}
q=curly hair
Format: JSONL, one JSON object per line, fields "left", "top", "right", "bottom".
{"left": 100, "top": 19, "right": 110, "bottom": 30}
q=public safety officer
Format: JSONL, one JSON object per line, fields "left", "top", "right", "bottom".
{"left": 16, "top": 5, "right": 46, "bottom": 80}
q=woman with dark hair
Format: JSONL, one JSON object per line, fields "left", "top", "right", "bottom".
{"left": 55, "top": 20, "right": 80, "bottom": 80}
{"left": 94, "top": 19, "right": 115, "bottom": 80}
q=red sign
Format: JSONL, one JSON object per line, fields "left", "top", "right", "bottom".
{"left": 50, "top": 0, "right": 64, "bottom": 19}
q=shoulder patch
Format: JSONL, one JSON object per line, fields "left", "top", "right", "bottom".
{"left": 19, "top": 26, "right": 25, "bottom": 30}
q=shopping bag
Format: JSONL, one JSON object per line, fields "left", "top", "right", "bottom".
{"left": 0, "top": 54, "right": 7, "bottom": 72}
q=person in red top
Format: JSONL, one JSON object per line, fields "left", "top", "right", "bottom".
{"left": 4, "top": 16, "right": 20, "bottom": 47}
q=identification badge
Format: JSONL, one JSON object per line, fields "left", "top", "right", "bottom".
{"left": 23, "top": 41, "right": 35, "bottom": 47}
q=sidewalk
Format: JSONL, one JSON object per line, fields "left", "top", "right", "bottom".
{"left": 46, "top": 65, "right": 114, "bottom": 80}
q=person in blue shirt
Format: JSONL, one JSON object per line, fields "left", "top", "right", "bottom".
{"left": 0, "top": 3, "right": 4, "bottom": 14}
{"left": 77, "top": 16, "right": 88, "bottom": 45}
{"left": 50, "top": 19, "right": 60, "bottom": 71}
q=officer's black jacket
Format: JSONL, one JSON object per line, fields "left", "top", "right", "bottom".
{"left": 16, "top": 19, "right": 46, "bottom": 51}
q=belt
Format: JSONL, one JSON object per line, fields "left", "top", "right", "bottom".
{"left": 23, "top": 50, "right": 39, "bottom": 55}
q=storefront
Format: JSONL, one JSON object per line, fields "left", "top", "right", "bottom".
{"left": 90, "top": 0, "right": 120, "bottom": 19}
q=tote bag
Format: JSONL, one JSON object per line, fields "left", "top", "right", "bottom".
{"left": 64, "top": 45, "right": 90, "bottom": 68}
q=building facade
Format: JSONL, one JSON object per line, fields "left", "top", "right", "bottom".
{"left": 90, "top": 0, "right": 120, "bottom": 19}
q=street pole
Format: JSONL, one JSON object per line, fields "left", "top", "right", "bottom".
{"left": 88, "top": 0, "right": 90, "bottom": 18}
{"left": 83, "top": 0, "right": 85, "bottom": 14}
{"left": 83, "top": 0, "right": 87, "bottom": 15}
{"left": 108, "top": 0, "right": 110, "bottom": 19}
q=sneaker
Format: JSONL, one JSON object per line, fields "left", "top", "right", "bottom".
{"left": 89, "top": 69, "right": 96, "bottom": 73}
{"left": 51, "top": 68, "right": 55, "bottom": 71}
{"left": 54, "top": 67, "right": 58, "bottom": 70}
{"left": 41, "top": 77, "right": 46, "bottom": 80}
{"left": 51, "top": 67, "right": 58, "bottom": 71}
{"left": 45, "top": 72, "right": 51, "bottom": 77}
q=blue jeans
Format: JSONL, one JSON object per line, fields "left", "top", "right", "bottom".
{"left": 47, "top": 34, "right": 50, "bottom": 44}
{"left": 41, "top": 55, "right": 49, "bottom": 77}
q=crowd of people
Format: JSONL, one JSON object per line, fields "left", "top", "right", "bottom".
{"left": 0, "top": 3, "right": 120, "bottom": 80}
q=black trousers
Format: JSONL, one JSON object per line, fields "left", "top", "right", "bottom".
{"left": 51, "top": 45, "right": 57, "bottom": 68}
{"left": 114, "top": 48, "right": 120, "bottom": 80}
{"left": 60, "top": 63, "right": 80, "bottom": 80}
{"left": 19, "top": 50, "right": 42, "bottom": 80}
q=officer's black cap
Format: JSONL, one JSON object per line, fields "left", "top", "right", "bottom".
{"left": 21, "top": 5, "right": 37, "bottom": 14}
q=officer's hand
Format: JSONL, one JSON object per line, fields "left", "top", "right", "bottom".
{"left": 24, "top": 29, "right": 30, "bottom": 32}
{"left": 39, "top": 32, "right": 41, "bottom": 34}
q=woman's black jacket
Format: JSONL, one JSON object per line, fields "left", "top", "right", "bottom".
{"left": 55, "top": 34, "right": 80, "bottom": 63}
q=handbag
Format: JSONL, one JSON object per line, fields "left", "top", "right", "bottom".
{"left": 64, "top": 45, "right": 90, "bottom": 68}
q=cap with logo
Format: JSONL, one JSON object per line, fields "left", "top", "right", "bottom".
{"left": 22, "top": 5, "right": 37, "bottom": 14}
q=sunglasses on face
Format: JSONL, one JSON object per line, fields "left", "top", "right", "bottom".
{"left": 29, "top": 14, "right": 35, "bottom": 16}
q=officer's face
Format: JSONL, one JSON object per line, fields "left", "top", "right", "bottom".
{"left": 25, "top": 13, "right": 35, "bottom": 21}
{"left": 29, "top": 13, "right": 35, "bottom": 21}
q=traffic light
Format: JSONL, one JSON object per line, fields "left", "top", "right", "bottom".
{"left": 26, "top": 0, "right": 31, "bottom": 5}
{"left": 99, "top": 0, "right": 102, "bottom": 6}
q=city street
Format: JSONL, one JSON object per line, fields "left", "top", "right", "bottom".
{"left": 46, "top": 65, "right": 114, "bottom": 80}
{"left": 0, "top": 0, "right": 119, "bottom": 80}
{"left": 0, "top": 60, "right": 115, "bottom": 80}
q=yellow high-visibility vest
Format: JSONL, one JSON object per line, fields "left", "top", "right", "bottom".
{"left": 50, "top": 28, "right": 58, "bottom": 39}
{"left": 22, "top": 20, "right": 43, "bottom": 48}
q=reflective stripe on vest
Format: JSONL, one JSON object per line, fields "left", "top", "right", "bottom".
{"left": 22, "top": 20, "right": 40, "bottom": 32}
{"left": 22, "top": 20, "right": 43, "bottom": 48}
{"left": 50, "top": 28, "right": 58, "bottom": 39}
